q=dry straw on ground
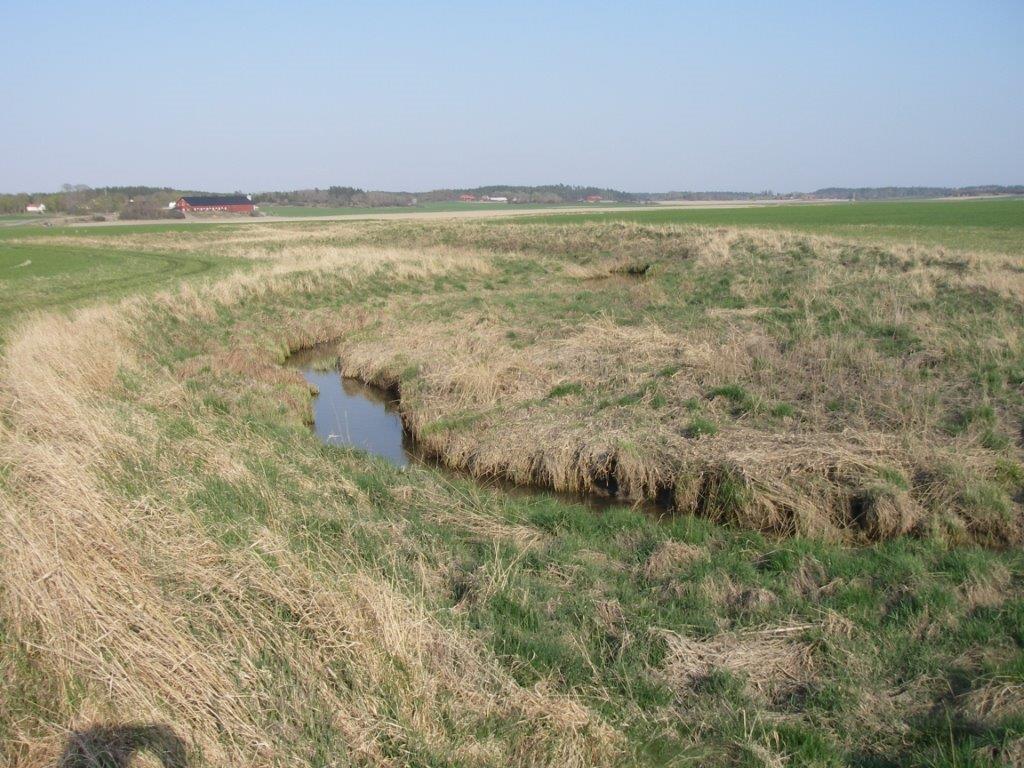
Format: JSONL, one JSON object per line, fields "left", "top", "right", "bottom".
{"left": 0, "top": 250, "right": 619, "bottom": 766}
{"left": 1, "top": 220, "right": 1021, "bottom": 764}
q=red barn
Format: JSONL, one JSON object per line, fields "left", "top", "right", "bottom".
{"left": 585, "top": 195, "right": 603, "bottom": 203}
{"left": 175, "top": 195, "right": 255, "bottom": 213}
{"left": 459, "top": 194, "right": 476, "bottom": 202}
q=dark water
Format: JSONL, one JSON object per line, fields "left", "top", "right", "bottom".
{"left": 286, "top": 346, "right": 667, "bottom": 514}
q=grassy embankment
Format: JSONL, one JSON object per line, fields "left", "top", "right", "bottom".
{"left": 1, "top": 208, "right": 1022, "bottom": 766}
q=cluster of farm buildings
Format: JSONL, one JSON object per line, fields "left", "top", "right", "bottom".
{"left": 171, "top": 195, "right": 256, "bottom": 213}
{"left": 458, "top": 194, "right": 509, "bottom": 203}
{"left": 23, "top": 195, "right": 257, "bottom": 215}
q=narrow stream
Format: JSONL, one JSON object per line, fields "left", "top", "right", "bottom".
{"left": 286, "top": 346, "right": 667, "bottom": 514}
{"left": 288, "top": 347, "right": 412, "bottom": 467}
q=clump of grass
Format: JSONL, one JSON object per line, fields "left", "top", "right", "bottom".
{"left": 948, "top": 404, "right": 1015, "bottom": 451}
{"left": 548, "top": 381, "right": 584, "bottom": 398}
{"left": 706, "top": 383, "right": 758, "bottom": 414}
{"left": 309, "top": 355, "right": 338, "bottom": 372}
{"left": 685, "top": 417, "right": 718, "bottom": 438}
{"left": 418, "top": 410, "right": 483, "bottom": 436}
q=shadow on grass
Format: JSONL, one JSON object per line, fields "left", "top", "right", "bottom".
{"left": 58, "top": 724, "right": 187, "bottom": 767}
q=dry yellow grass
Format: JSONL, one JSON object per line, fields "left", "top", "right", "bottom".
{"left": 83, "top": 219, "right": 1011, "bottom": 548}
{"left": 1, "top": 219, "right": 1021, "bottom": 765}
{"left": 0, "top": 257, "right": 618, "bottom": 765}
{"left": 656, "top": 622, "right": 817, "bottom": 701}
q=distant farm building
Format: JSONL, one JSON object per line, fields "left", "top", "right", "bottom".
{"left": 175, "top": 195, "right": 255, "bottom": 214}
{"left": 481, "top": 196, "right": 508, "bottom": 203}
{"left": 25, "top": 203, "right": 46, "bottom": 213}
{"left": 459, "top": 194, "right": 476, "bottom": 202}
{"left": 585, "top": 195, "right": 603, "bottom": 203}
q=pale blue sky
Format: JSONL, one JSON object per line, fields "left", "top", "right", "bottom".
{"left": 2, "top": 1, "right": 1021, "bottom": 193}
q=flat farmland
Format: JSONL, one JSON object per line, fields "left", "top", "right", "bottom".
{"left": 517, "top": 197, "right": 1024, "bottom": 255}
{"left": 0, "top": 232, "right": 229, "bottom": 334}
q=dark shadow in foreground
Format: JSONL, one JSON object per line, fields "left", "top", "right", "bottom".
{"left": 58, "top": 724, "right": 188, "bottom": 768}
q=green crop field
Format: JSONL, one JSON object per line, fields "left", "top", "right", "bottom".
{"left": 0, "top": 228, "right": 233, "bottom": 335}
{"left": 517, "top": 197, "right": 1024, "bottom": 255}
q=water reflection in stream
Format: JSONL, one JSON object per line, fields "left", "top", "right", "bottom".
{"left": 286, "top": 347, "right": 411, "bottom": 467}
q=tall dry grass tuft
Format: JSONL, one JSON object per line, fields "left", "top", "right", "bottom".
{"left": 336, "top": 309, "right": 1018, "bottom": 544}
{"left": 656, "top": 622, "right": 818, "bottom": 702}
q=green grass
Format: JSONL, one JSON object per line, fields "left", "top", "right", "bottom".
{"left": 98, "top": 247, "right": 1024, "bottom": 761}
{"left": 515, "top": 197, "right": 1024, "bottom": 255}
{"left": 0, "top": 236, "right": 233, "bottom": 337}
{"left": 261, "top": 202, "right": 471, "bottom": 216}
{"left": 1, "top": 215, "right": 1022, "bottom": 766}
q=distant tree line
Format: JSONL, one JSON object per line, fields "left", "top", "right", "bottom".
{"left": 644, "top": 190, "right": 790, "bottom": 201}
{"left": 252, "top": 184, "right": 1024, "bottom": 207}
{"left": 253, "top": 187, "right": 416, "bottom": 207}
{"left": 810, "top": 186, "right": 1024, "bottom": 200}
{"left": 422, "top": 185, "right": 643, "bottom": 203}
{"left": 0, "top": 185, "right": 194, "bottom": 215}
{"left": 252, "top": 184, "right": 643, "bottom": 206}
{"left": 2, "top": 184, "right": 1022, "bottom": 216}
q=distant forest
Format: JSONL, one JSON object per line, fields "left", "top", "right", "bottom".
{"left": 2, "top": 183, "right": 1022, "bottom": 215}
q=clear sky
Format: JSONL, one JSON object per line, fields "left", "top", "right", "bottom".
{"left": 2, "top": 1, "right": 1022, "bottom": 193}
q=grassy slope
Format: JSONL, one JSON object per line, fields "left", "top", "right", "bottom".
{"left": 515, "top": 198, "right": 1024, "bottom": 255}
{"left": 0, "top": 217, "right": 1022, "bottom": 766}
{"left": 0, "top": 226, "right": 236, "bottom": 335}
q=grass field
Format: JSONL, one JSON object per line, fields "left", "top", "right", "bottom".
{"left": 0, "top": 205, "right": 1022, "bottom": 766}
{"left": 0, "top": 242, "right": 221, "bottom": 329}
{"left": 260, "top": 202, "right": 481, "bottom": 216}
{"left": 518, "top": 198, "right": 1024, "bottom": 255}
{"left": 0, "top": 228, "right": 234, "bottom": 336}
